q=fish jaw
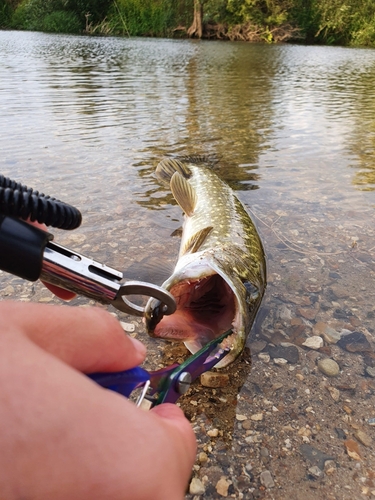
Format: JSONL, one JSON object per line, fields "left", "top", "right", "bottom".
{"left": 144, "top": 252, "right": 250, "bottom": 367}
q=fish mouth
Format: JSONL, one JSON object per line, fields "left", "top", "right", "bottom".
{"left": 147, "top": 273, "right": 236, "bottom": 346}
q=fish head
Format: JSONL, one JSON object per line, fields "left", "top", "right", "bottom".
{"left": 144, "top": 251, "right": 263, "bottom": 367}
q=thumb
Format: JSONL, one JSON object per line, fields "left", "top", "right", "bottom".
{"left": 151, "top": 403, "right": 197, "bottom": 458}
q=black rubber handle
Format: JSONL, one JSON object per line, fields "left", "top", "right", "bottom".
{"left": 0, "top": 216, "right": 53, "bottom": 281}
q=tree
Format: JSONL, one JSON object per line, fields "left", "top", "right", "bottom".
{"left": 187, "top": 0, "right": 203, "bottom": 38}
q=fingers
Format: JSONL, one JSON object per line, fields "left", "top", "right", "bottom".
{"left": 0, "top": 301, "right": 146, "bottom": 373}
{"left": 42, "top": 282, "right": 77, "bottom": 301}
{"left": 151, "top": 403, "right": 197, "bottom": 462}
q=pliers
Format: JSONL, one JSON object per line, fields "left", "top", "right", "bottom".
{"left": 89, "top": 329, "right": 232, "bottom": 407}
{"left": 0, "top": 215, "right": 176, "bottom": 316}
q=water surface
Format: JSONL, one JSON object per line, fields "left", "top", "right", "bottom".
{"left": 1, "top": 31, "right": 375, "bottom": 499}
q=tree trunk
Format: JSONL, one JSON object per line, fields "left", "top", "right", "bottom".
{"left": 187, "top": 0, "right": 203, "bottom": 38}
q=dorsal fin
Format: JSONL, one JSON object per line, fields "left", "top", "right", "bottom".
{"left": 170, "top": 171, "right": 197, "bottom": 217}
{"left": 181, "top": 226, "right": 213, "bottom": 254}
{"left": 155, "top": 158, "right": 191, "bottom": 183}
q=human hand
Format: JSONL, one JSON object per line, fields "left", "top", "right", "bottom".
{"left": 0, "top": 302, "right": 196, "bottom": 500}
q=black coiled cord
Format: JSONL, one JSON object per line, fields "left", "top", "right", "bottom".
{"left": 0, "top": 175, "right": 82, "bottom": 230}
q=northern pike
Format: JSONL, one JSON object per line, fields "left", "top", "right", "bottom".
{"left": 145, "top": 157, "right": 266, "bottom": 367}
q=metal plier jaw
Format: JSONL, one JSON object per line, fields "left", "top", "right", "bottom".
{"left": 0, "top": 215, "right": 176, "bottom": 316}
{"left": 89, "top": 330, "right": 232, "bottom": 408}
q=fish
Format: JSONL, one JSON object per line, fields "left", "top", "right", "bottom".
{"left": 144, "top": 157, "right": 266, "bottom": 367}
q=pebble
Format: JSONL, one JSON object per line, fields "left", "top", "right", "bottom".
{"left": 308, "top": 465, "right": 324, "bottom": 479}
{"left": 337, "top": 331, "right": 372, "bottom": 353}
{"left": 368, "top": 418, "right": 375, "bottom": 426}
{"left": 258, "top": 352, "right": 270, "bottom": 363}
{"left": 250, "top": 340, "right": 267, "bottom": 353}
{"left": 189, "top": 477, "right": 205, "bottom": 495}
{"left": 299, "top": 444, "right": 335, "bottom": 469}
{"left": 250, "top": 413, "right": 263, "bottom": 421}
{"left": 268, "top": 345, "right": 300, "bottom": 363}
{"left": 313, "top": 322, "right": 342, "bottom": 344}
{"left": 317, "top": 358, "right": 340, "bottom": 377}
{"left": 365, "top": 366, "right": 375, "bottom": 378}
{"left": 120, "top": 321, "right": 135, "bottom": 332}
{"left": 354, "top": 430, "right": 372, "bottom": 447}
{"left": 344, "top": 439, "right": 361, "bottom": 460}
{"left": 273, "top": 357, "right": 288, "bottom": 366}
{"left": 302, "top": 336, "right": 324, "bottom": 350}
{"left": 236, "top": 414, "right": 248, "bottom": 421}
{"left": 198, "top": 452, "right": 208, "bottom": 464}
{"left": 298, "top": 308, "right": 317, "bottom": 320}
{"left": 207, "top": 428, "right": 219, "bottom": 437}
{"left": 216, "top": 477, "right": 230, "bottom": 497}
{"left": 259, "top": 470, "right": 275, "bottom": 489}
{"left": 200, "top": 371, "right": 229, "bottom": 388}
{"left": 326, "top": 386, "right": 340, "bottom": 402}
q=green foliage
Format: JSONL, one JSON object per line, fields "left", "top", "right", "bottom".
{"left": 42, "top": 10, "right": 81, "bottom": 33}
{"left": 3, "top": 0, "right": 375, "bottom": 47}
{"left": 107, "top": 0, "right": 176, "bottom": 36}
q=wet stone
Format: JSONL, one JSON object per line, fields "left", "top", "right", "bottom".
{"left": 317, "top": 358, "right": 340, "bottom": 377}
{"left": 335, "top": 428, "right": 347, "bottom": 439}
{"left": 302, "top": 336, "right": 324, "bottom": 350}
{"left": 299, "top": 444, "right": 335, "bottom": 469}
{"left": 308, "top": 466, "right": 324, "bottom": 480}
{"left": 337, "top": 331, "right": 372, "bottom": 353}
{"left": 344, "top": 439, "right": 361, "bottom": 460}
{"left": 354, "top": 429, "right": 372, "bottom": 447}
{"left": 365, "top": 366, "right": 375, "bottom": 378}
{"left": 259, "top": 470, "right": 275, "bottom": 489}
{"left": 267, "top": 345, "right": 299, "bottom": 363}
{"left": 250, "top": 340, "right": 267, "bottom": 354}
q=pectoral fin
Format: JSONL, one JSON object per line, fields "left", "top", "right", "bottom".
{"left": 182, "top": 226, "right": 213, "bottom": 254}
{"left": 170, "top": 171, "right": 197, "bottom": 217}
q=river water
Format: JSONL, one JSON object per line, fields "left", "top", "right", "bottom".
{"left": 1, "top": 31, "right": 375, "bottom": 499}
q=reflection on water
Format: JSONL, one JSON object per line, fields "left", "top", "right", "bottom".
{"left": 1, "top": 31, "right": 375, "bottom": 499}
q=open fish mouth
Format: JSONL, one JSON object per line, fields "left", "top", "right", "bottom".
{"left": 148, "top": 273, "right": 236, "bottom": 347}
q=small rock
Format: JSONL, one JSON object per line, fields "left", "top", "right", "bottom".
{"left": 198, "top": 452, "right": 208, "bottom": 464}
{"left": 278, "top": 305, "right": 293, "bottom": 321}
{"left": 250, "top": 340, "right": 267, "bottom": 354}
{"left": 337, "top": 331, "right": 372, "bottom": 353}
{"left": 299, "top": 444, "right": 335, "bottom": 469}
{"left": 308, "top": 465, "right": 324, "bottom": 479}
{"left": 344, "top": 439, "right": 361, "bottom": 460}
{"left": 330, "top": 285, "right": 349, "bottom": 299}
{"left": 259, "top": 470, "right": 275, "bottom": 489}
{"left": 250, "top": 413, "right": 263, "bottom": 421}
{"left": 317, "top": 358, "right": 340, "bottom": 377}
{"left": 236, "top": 414, "right": 248, "bottom": 421}
{"left": 324, "top": 460, "right": 337, "bottom": 475}
{"left": 258, "top": 352, "right": 270, "bottom": 363}
{"left": 120, "top": 321, "right": 135, "bottom": 333}
{"left": 366, "top": 366, "right": 375, "bottom": 378}
{"left": 368, "top": 418, "right": 375, "bottom": 426}
{"left": 314, "top": 322, "right": 342, "bottom": 344}
{"left": 326, "top": 386, "right": 340, "bottom": 402}
{"left": 354, "top": 430, "right": 372, "bottom": 447}
{"left": 200, "top": 371, "right": 229, "bottom": 388}
{"left": 216, "top": 477, "right": 230, "bottom": 497}
{"left": 268, "top": 345, "right": 300, "bottom": 363}
{"left": 189, "top": 477, "right": 205, "bottom": 495}
{"left": 303, "top": 336, "right": 324, "bottom": 350}
{"left": 207, "top": 428, "right": 219, "bottom": 437}
{"left": 273, "top": 357, "right": 288, "bottom": 366}
{"left": 298, "top": 308, "right": 317, "bottom": 320}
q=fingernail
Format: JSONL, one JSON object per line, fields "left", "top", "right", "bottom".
{"left": 129, "top": 336, "right": 147, "bottom": 357}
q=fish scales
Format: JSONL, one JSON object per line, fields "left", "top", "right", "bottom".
{"left": 145, "top": 158, "right": 266, "bottom": 367}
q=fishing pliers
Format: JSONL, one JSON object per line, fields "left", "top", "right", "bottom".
{"left": 89, "top": 329, "right": 232, "bottom": 407}
{"left": 0, "top": 215, "right": 176, "bottom": 316}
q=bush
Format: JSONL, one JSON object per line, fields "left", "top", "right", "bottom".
{"left": 107, "top": 0, "right": 176, "bottom": 36}
{"left": 42, "top": 10, "right": 81, "bottom": 33}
